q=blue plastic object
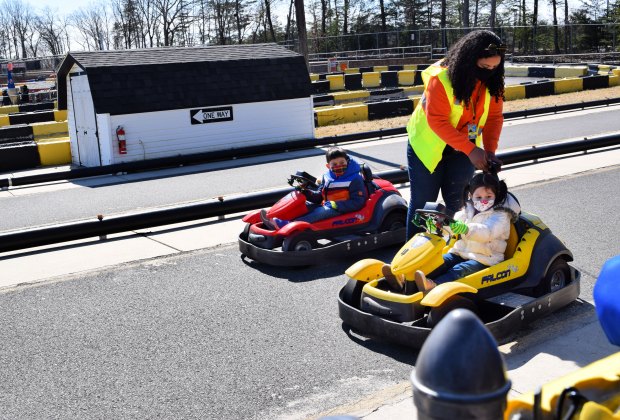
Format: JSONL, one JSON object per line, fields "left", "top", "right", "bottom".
{"left": 593, "top": 255, "right": 620, "bottom": 346}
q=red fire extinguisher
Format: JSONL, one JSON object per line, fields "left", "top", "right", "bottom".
{"left": 116, "top": 126, "right": 127, "bottom": 155}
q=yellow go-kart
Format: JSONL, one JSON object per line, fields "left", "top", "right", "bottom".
{"left": 338, "top": 201, "right": 581, "bottom": 348}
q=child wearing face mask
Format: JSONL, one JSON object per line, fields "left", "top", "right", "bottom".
{"left": 261, "top": 146, "right": 368, "bottom": 229}
{"left": 414, "top": 172, "right": 521, "bottom": 292}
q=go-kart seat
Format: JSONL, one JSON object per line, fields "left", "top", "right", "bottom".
{"left": 360, "top": 164, "right": 377, "bottom": 195}
{"left": 504, "top": 223, "right": 519, "bottom": 259}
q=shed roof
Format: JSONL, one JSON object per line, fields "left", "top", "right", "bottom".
{"left": 56, "top": 44, "right": 311, "bottom": 115}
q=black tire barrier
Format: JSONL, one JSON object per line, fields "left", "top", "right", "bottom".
{"left": 313, "top": 95, "right": 335, "bottom": 107}
{"left": 311, "top": 80, "right": 330, "bottom": 94}
{"left": 582, "top": 75, "right": 609, "bottom": 90}
{"left": 9, "top": 110, "right": 55, "bottom": 125}
{"left": 388, "top": 65, "right": 404, "bottom": 71}
{"left": 368, "top": 88, "right": 405, "bottom": 101}
{"left": 0, "top": 140, "right": 40, "bottom": 172}
{"left": 317, "top": 73, "right": 328, "bottom": 80}
{"left": 524, "top": 81, "right": 555, "bottom": 98}
{"left": 527, "top": 67, "right": 556, "bottom": 78}
{"left": 18, "top": 102, "right": 55, "bottom": 113}
{"left": 1, "top": 132, "right": 618, "bottom": 253}
{"left": 0, "top": 124, "right": 34, "bottom": 145}
{"left": 359, "top": 66, "right": 374, "bottom": 73}
{"left": 344, "top": 73, "right": 363, "bottom": 90}
{"left": 380, "top": 71, "right": 400, "bottom": 88}
{"left": 367, "top": 99, "right": 414, "bottom": 120}
{"left": 413, "top": 68, "right": 425, "bottom": 85}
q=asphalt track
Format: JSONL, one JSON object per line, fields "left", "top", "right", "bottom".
{"left": 0, "top": 165, "right": 618, "bottom": 419}
{"left": 2, "top": 104, "right": 620, "bottom": 233}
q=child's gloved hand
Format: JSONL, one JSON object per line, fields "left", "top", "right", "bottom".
{"left": 412, "top": 214, "right": 423, "bottom": 227}
{"left": 450, "top": 220, "right": 469, "bottom": 235}
{"left": 425, "top": 218, "right": 437, "bottom": 233}
{"left": 323, "top": 201, "right": 337, "bottom": 210}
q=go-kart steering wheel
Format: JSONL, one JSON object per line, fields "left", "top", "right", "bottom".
{"left": 414, "top": 203, "right": 455, "bottom": 235}
{"left": 287, "top": 173, "right": 318, "bottom": 190}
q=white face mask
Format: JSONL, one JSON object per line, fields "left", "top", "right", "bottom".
{"left": 473, "top": 199, "right": 494, "bottom": 212}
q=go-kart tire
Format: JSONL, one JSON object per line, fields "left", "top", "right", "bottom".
{"left": 427, "top": 296, "right": 478, "bottom": 328}
{"left": 380, "top": 212, "right": 407, "bottom": 232}
{"left": 282, "top": 232, "right": 317, "bottom": 252}
{"left": 534, "top": 258, "right": 570, "bottom": 296}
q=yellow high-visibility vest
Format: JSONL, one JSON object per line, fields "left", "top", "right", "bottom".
{"left": 407, "top": 63, "right": 491, "bottom": 173}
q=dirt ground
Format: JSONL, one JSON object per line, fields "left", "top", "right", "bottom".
{"left": 315, "top": 85, "right": 620, "bottom": 138}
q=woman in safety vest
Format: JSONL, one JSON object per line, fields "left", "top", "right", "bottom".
{"left": 405, "top": 30, "right": 506, "bottom": 239}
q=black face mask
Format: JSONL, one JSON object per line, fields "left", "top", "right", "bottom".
{"left": 475, "top": 66, "right": 496, "bottom": 82}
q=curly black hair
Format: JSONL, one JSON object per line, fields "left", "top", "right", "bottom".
{"left": 442, "top": 30, "right": 505, "bottom": 106}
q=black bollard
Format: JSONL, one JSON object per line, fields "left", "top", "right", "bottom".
{"left": 411, "top": 308, "right": 511, "bottom": 419}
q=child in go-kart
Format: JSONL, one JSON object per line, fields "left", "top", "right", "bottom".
{"left": 260, "top": 146, "right": 368, "bottom": 229}
{"left": 411, "top": 171, "right": 521, "bottom": 292}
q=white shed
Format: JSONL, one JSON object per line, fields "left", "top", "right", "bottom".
{"left": 56, "top": 44, "right": 314, "bottom": 167}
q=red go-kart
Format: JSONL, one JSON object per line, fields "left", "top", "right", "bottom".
{"left": 238, "top": 166, "right": 408, "bottom": 266}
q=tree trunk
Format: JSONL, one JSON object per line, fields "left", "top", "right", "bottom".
{"left": 489, "top": 0, "right": 496, "bottom": 30}
{"left": 379, "top": 0, "right": 386, "bottom": 47}
{"left": 462, "top": 0, "right": 469, "bottom": 28}
{"left": 532, "top": 0, "right": 538, "bottom": 52}
{"left": 564, "top": 0, "right": 569, "bottom": 53}
{"left": 552, "top": 0, "right": 559, "bottom": 53}
{"left": 343, "top": 0, "right": 349, "bottom": 35}
{"left": 265, "top": 0, "right": 276, "bottom": 41}
{"left": 295, "top": 0, "right": 309, "bottom": 68}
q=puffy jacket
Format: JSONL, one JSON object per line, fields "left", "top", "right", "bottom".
{"left": 304, "top": 158, "right": 368, "bottom": 213}
{"left": 449, "top": 195, "right": 521, "bottom": 266}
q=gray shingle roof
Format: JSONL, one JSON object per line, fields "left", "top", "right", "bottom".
{"left": 57, "top": 44, "right": 311, "bottom": 115}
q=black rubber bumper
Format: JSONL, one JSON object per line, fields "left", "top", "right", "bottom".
{"left": 238, "top": 229, "right": 405, "bottom": 267}
{"left": 338, "top": 268, "right": 581, "bottom": 349}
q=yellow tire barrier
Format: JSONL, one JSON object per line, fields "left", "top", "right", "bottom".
{"left": 554, "top": 77, "right": 583, "bottom": 94}
{"left": 0, "top": 104, "right": 19, "bottom": 115}
{"left": 332, "top": 90, "right": 370, "bottom": 101}
{"left": 345, "top": 68, "right": 359, "bottom": 74}
{"left": 505, "top": 66, "right": 529, "bottom": 77}
{"left": 35, "top": 136, "right": 71, "bottom": 166}
{"left": 402, "top": 86, "right": 424, "bottom": 95}
{"left": 32, "top": 121, "right": 69, "bottom": 139}
{"left": 362, "top": 72, "right": 381, "bottom": 88}
{"left": 373, "top": 65, "right": 388, "bottom": 73}
{"left": 0, "top": 114, "right": 9, "bottom": 127}
{"left": 504, "top": 85, "right": 526, "bottom": 101}
{"left": 310, "top": 74, "right": 319, "bottom": 82}
{"left": 398, "top": 70, "right": 416, "bottom": 86}
{"left": 315, "top": 104, "right": 368, "bottom": 126}
{"left": 555, "top": 66, "right": 587, "bottom": 78}
{"left": 609, "top": 75, "right": 619, "bottom": 87}
{"left": 403, "top": 64, "right": 418, "bottom": 71}
{"left": 327, "top": 74, "right": 345, "bottom": 91}
{"left": 54, "top": 110, "right": 68, "bottom": 122}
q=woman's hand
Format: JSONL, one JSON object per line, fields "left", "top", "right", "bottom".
{"left": 485, "top": 151, "right": 503, "bottom": 170}
{"left": 468, "top": 147, "right": 488, "bottom": 171}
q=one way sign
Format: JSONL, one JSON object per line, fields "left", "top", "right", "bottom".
{"left": 190, "top": 106, "right": 234, "bottom": 125}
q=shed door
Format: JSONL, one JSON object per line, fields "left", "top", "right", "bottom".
{"left": 70, "top": 74, "right": 101, "bottom": 167}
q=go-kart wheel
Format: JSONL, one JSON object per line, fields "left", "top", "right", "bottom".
{"left": 379, "top": 212, "right": 407, "bottom": 232}
{"left": 534, "top": 259, "right": 570, "bottom": 296}
{"left": 282, "top": 232, "right": 317, "bottom": 252}
{"left": 426, "top": 296, "right": 478, "bottom": 328}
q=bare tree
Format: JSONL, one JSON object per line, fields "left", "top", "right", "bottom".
{"left": 2, "top": 0, "right": 34, "bottom": 58}
{"left": 35, "top": 7, "right": 69, "bottom": 56}
{"left": 70, "top": 3, "right": 113, "bottom": 51}
{"left": 154, "top": 0, "right": 195, "bottom": 46}
{"left": 136, "top": 0, "right": 160, "bottom": 47}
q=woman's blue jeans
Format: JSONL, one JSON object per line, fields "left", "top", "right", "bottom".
{"left": 429, "top": 253, "right": 488, "bottom": 284}
{"left": 406, "top": 143, "right": 475, "bottom": 239}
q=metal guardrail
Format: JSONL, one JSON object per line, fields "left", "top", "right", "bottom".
{"left": 2, "top": 97, "right": 620, "bottom": 190}
{"left": 0, "top": 132, "right": 619, "bottom": 254}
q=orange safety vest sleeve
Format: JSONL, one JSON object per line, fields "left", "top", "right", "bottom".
{"left": 425, "top": 76, "right": 503, "bottom": 155}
